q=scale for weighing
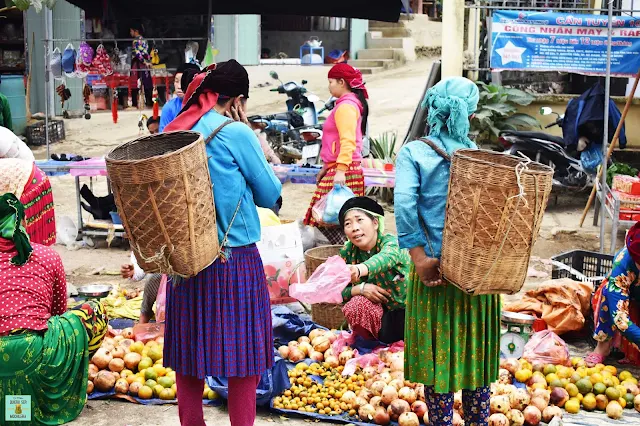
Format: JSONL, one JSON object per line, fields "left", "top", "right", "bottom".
{"left": 500, "top": 311, "right": 536, "bottom": 358}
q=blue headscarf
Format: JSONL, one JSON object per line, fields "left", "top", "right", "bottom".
{"left": 421, "top": 77, "right": 479, "bottom": 154}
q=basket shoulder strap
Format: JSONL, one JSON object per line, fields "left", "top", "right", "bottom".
{"left": 204, "top": 119, "right": 235, "bottom": 145}
{"left": 418, "top": 137, "right": 451, "bottom": 162}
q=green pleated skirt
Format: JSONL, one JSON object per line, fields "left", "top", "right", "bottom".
{"left": 0, "top": 313, "right": 89, "bottom": 426}
{"left": 404, "top": 265, "right": 501, "bottom": 394}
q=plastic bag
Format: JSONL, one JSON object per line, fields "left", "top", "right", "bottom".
{"left": 580, "top": 143, "right": 603, "bottom": 174}
{"left": 289, "top": 256, "right": 351, "bottom": 304}
{"left": 133, "top": 322, "right": 165, "bottom": 343}
{"left": 311, "top": 194, "right": 329, "bottom": 225}
{"left": 522, "top": 330, "right": 571, "bottom": 366}
{"left": 155, "top": 275, "right": 167, "bottom": 322}
{"left": 332, "top": 330, "right": 357, "bottom": 356}
{"left": 323, "top": 184, "right": 355, "bottom": 225}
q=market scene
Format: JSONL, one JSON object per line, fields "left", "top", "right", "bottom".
{"left": 4, "top": 0, "right": 640, "bottom": 425}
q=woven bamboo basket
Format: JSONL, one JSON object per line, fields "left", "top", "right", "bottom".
{"left": 304, "top": 245, "right": 345, "bottom": 329}
{"left": 440, "top": 149, "right": 553, "bottom": 295}
{"left": 105, "top": 131, "right": 219, "bottom": 277}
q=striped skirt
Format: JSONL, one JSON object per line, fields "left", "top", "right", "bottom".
{"left": 303, "top": 163, "right": 364, "bottom": 243}
{"left": 163, "top": 244, "right": 273, "bottom": 379}
{"left": 20, "top": 166, "right": 56, "bottom": 246}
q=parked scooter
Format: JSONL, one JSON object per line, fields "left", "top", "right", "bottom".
{"left": 249, "top": 71, "right": 325, "bottom": 164}
{"left": 499, "top": 107, "right": 601, "bottom": 191}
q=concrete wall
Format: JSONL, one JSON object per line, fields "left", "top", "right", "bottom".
{"left": 261, "top": 30, "right": 349, "bottom": 59}
{"left": 516, "top": 95, "right": 640, "bottom": 149}
{"left": 214, "top": 15, "right": 260, "bottom": 66}
{"left": 405, "top": 14, "right": 442, "bottom": 48}
{"left": 349, "top": 19, "right": 368, "bottom": 56}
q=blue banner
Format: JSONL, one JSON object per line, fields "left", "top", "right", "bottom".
{"left": 490, "top": 10, "right": 640, "bottom": 76}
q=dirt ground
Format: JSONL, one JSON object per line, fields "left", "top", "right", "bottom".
{"left": 31, "top": 60, "right": 633, "bottom": 425}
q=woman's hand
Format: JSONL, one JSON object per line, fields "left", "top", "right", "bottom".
{"left": 226, "top": 103, "right": 250, "bottom": 126}
{"left": 360, "top": 283, "right": 391, "bottom": 304}
{"left": 316, "top": 165, "right": 329, "bottom": 184}
{"left": 409, "top": 248, "right": 443, "bottom": 287}
{"left": 348, "top": 264, "right": 369, "bottom": 283}
{"left": 120, "top": 264, "right": 134, "bottom": 280}
{"left": 333, "top": 170, "right": 346, "bottom": 186}
{"left": 348, "top": 265, "right": 360, "bottom": 283}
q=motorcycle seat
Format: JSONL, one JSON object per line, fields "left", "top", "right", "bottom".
{"left": 501, "top": 130, "right": 565, "bottom": 146}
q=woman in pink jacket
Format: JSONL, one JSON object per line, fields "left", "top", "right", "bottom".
{"left": 303, "top": 63, "right": 369, "bottom": 244}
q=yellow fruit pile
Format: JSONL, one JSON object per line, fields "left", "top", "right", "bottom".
{"left": 88, "top": 332, "right": 218, "bottom": 403}
{"left": 273, "top": 362, "right": 363, "bottom": 416}
{"left": 498, "top": 357, "right": 640, "bottom": 422}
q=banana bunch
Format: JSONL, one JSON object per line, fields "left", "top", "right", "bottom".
{"left": 101, "top": 283, "right": 143, "bottom": 320}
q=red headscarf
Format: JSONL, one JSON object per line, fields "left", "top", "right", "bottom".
{"left": 328, "top": 63, "right": 369, "bottom": 99}
{"left": 164, "top": 60, "right": 249, "bottom": 132}
{"left": 626, "top": 221, "right": 640, "bottom": 263}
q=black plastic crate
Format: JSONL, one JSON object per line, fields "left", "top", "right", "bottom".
{"left": 25, "top": 120, "right": 65, "bottom": 146}
{"left": 551, "top": 250, "right": 613, "bottom": 280}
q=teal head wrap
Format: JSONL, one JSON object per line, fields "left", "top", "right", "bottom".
{"left": 421, "top": 76, "right": 480, "bottom": 154}
{"left": 0, "top": 193, "right": 33, "bottom": 266}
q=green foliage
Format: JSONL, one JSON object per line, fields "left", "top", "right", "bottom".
{"left": 470, "top": 82, "right": 541, "bottom": 147}
{"left": 607, "top": 162, "right": 639, "bottom": 186}
{"left": 367, "top": 132, "right": 398, "bottom": 204}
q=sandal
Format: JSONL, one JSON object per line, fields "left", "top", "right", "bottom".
{"left": 585, "top": 352, "right": 606, "bottom": 367}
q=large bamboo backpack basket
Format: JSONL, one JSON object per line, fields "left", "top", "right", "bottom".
{"left": 105, "top": 131, "right": 219, "bottom": 277}
{"left": 304, "top": 245, "right": 345, "bottom": 329}
{"left": 439, "top": 149, "right": 553, "bottom": 295}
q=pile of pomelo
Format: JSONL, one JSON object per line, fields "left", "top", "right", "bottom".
{"left": 87, "top": 328, "right": 218, "bottom": 402}
{"left": 495, "top": 356, "right": 640, "bottom": 423}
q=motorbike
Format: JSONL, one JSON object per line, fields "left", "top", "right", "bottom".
{"left": 499, "top": 107, "right": 602, "bottom": 191}
{"left": 248, "top": 71, "right": 326, "bottom": 164}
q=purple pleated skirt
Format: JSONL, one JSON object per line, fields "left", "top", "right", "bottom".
{"left": 163, "top": 244, "right": 273, "bottom": 379}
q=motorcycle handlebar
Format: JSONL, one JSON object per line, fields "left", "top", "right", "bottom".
{"left": 544, "top": 117, "right": 563, "bottom": 129}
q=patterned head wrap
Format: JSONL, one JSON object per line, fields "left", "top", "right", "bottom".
{"left": 165, "top": 60, "right": 250, "bottom": 132}
{"left": 328, "top": 63, "right": 369, "bottom": 99}
{"left": 0, "top": 193, "right": 33, "bottom": 266}
{"left": 422, "top": 76, "right": 479, "bottom": 153}
{"left": 626, "top": 222, "right": 640, "bottom": 263}
{"left": 339, "top": 196, "right": 385, "bottom": 233}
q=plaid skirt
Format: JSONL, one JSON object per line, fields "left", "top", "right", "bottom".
{"left": 20, "top": 166, "right": 56, "bottom": 246}
{"left": 303, "top": 164, "right": 364, "bottom": 244}
{"left": 163, "top": 244, "right": 273, "bottom": 379}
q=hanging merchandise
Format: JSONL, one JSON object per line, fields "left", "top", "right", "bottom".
{"left": 91, "top": 44, "right": 113, "bottom": 76}
{"left": 61, "top": 43, "right": 77, "bottom": 75}
{"left": 42, "top": 0, "right": 56, "bottom": 7}
{"left": 78, "top": 41, "right": 94, "bottom": 67}
{"left": 152, "top": 76, "right": 159, "bottom": 119}
{"left": 74, "top": 52, "right": 89, "bottom": 78}
{"left": 111, "top": 89, "right": 118, "bottom": 124}
{"left": 202, "top": 40, "right": 217, "bottom": 68}
{"left": 50, "top": 47, "right": 63, "bottom": 79}
{"left": 151, "top": 48, "right": 160, "bottom": 65}
{"left": 56, "top": 83, "right": 72, "bottom": 108}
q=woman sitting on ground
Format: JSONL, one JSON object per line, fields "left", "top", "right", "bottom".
{"left": 338, "top": 196, "right": 410, "bottom": 344}
{"left": 0, "top": 193, "right": 108, "bottom": 424}
{"left": 587, "top": 221, "right": 640, "bottom": 366}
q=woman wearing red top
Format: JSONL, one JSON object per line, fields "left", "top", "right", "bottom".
{"left": 0, "top": 194, "right": 108, "bottom": 425}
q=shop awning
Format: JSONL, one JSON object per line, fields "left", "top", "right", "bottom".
{"left": 65, "top": 0, "right": 403, "bottom": 23}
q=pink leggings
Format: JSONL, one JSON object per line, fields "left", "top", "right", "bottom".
{"left": 176, "top": 373, "right": 260, "bottom": 426}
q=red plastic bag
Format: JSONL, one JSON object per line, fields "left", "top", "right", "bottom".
{"left": 155, "top": 275, "right": 167, "bottom": 322}
{"left": 522, "top": 330, "right": 571, "bottom": 366}
{"left": 289, "top": 256, "right": 351, "bottom": 304}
